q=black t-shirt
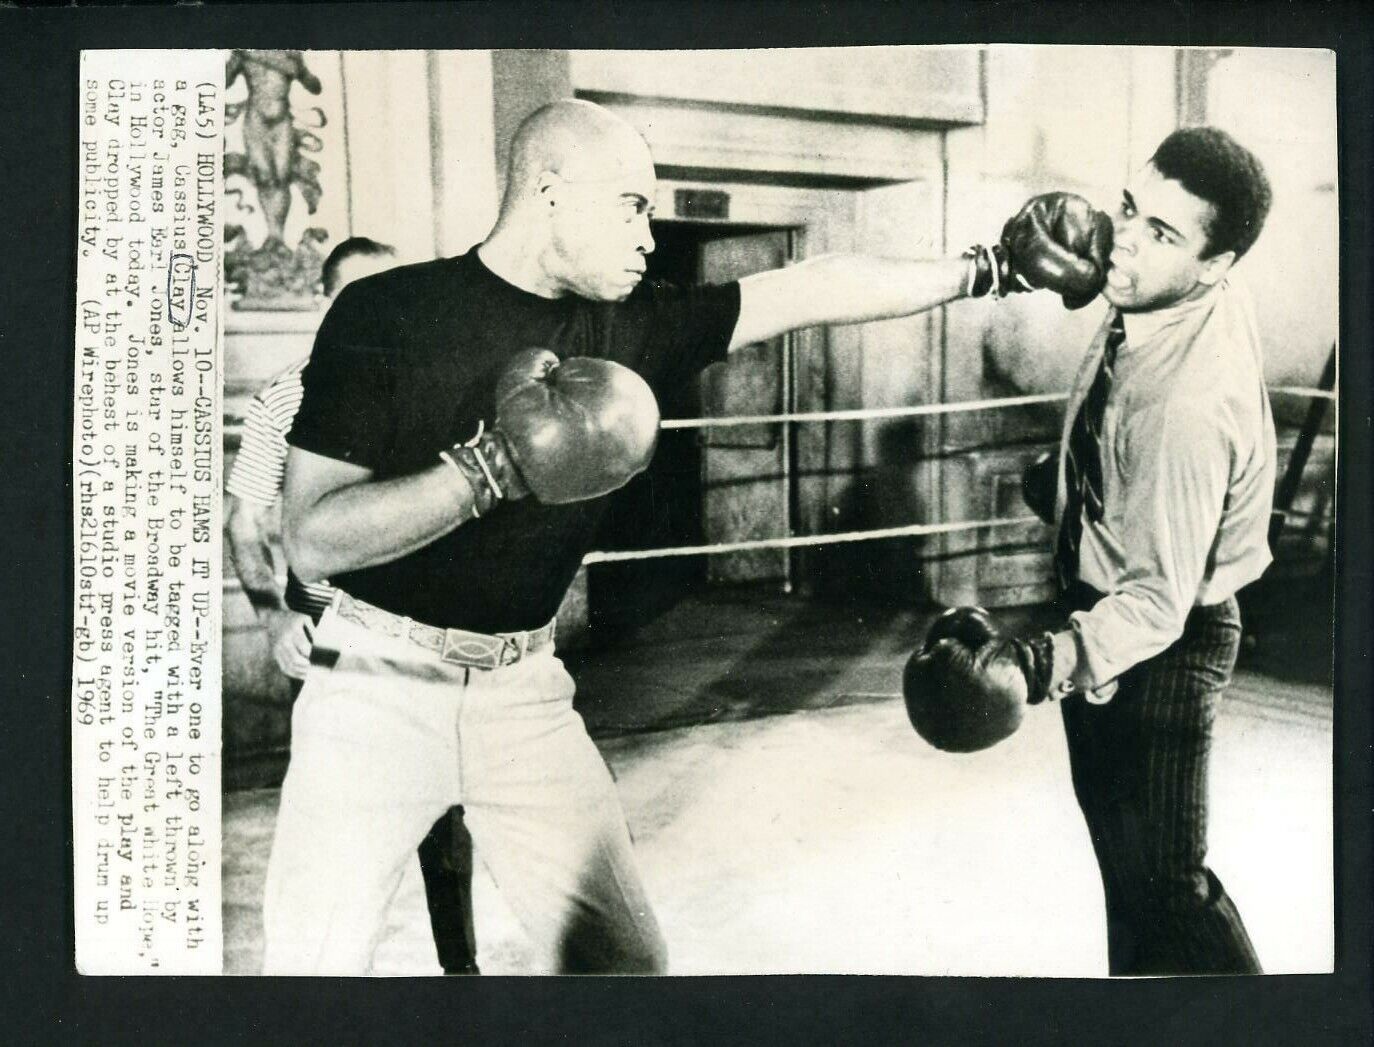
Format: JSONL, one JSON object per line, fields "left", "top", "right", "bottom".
{"left": 288, "top": 248, "right": 741, "bottom": 632}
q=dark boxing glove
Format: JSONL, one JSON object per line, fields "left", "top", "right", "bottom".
{"left": 1020, "top": 451, "right": 1058, "bottom": 526}
{"left": 494, "top": 348, "right": 661, "bottom": 504}
{"left": 965, "top": 192, "right": 1113, "bottom": 310}
{"left": 439, "top": 349, "right": 661, "bottom": 514}
{"left": 902, "top": 607, "right": 1055, "bottom": 753}
{"left": 926, "top": 605, "right": 1001, "bottom": 651}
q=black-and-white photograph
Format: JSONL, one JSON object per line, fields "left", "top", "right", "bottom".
{"left": 209, "top": 44, "right": 1337, "bottom": 977}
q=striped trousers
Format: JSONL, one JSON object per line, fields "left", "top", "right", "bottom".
{"left": 1058, "top": 583, "right": 1262, "bottom": 976}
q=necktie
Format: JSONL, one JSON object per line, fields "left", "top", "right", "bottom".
{"left": 1056, "top": 310, "right": 1125, "bottom": 590}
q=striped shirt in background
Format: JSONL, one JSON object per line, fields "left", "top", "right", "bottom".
{"left": 226, "top": 359, "right": 336, "bottom": 619}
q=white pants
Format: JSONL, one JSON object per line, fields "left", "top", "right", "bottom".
{"left": 261, "top": 605, "right": 666, "bottom": 975}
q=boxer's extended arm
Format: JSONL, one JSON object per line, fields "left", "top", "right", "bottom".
{"left": 730, "top": 255, "right": 967, "bottom": 351}
{"left": 283, "top": 448, "right": 480, "bottom": 583}
{"left": 728, "top": 192, "right": 1113, "bottom": 351}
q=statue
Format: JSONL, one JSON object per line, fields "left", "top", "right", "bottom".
{"left": 223, "top": 49, "right": 331, "bottom": 310}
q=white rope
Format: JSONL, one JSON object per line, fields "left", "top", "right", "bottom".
{"left": 1270, "top": 386, "right": 1336, "bottom": 401}
{"left": 583, "top": 514, "right": 1042, "bottom": 565}
{"left": 585, "top": 386, "right": 1334, "bottom": 566}
{"left": 660, "top": 386, "right": 1333, "bottom": 431}
{"left": 659, "top": 393, "right": 1066, "bottom": 430}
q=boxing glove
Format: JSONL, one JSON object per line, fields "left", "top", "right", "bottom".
{"left": 902, "top": 607, "right": 1054, "bottom": 753}
{"left": 1021, "top": 451, "right": 1058, "bottom": 526}
{"left": 966, "top": 193, "right": 1113, "bottom": 310}
{"left": 925, "top": 605, "right": 1001, "bottom": 651}
{"left": 1001, "top": 193, "right": 1113, "bottom": 309}
{"left": 493, "top": 348, "right": 661, "bottom": 505}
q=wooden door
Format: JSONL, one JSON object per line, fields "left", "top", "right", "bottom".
{"left": 698, "top": 230, "right": 793, "bottom": 584}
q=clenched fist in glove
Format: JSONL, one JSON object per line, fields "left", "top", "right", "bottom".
{"left": 902, "top": 607, "right": 1056, "bottom": 753}
{"left": 964, "top": 192, "right": 1113, "bottom": 310}
{"left": 441, "top": 348, "right": 661, "bottom": 514}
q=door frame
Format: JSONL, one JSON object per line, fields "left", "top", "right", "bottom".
{"left": 652, "top": 179, "right": 860, "bottom": 591}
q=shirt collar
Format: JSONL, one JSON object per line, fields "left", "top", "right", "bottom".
{"left": 1119, "top": 280, "right": 1226, "bottom": 350}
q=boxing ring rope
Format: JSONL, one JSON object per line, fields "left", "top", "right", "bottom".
{"left": 583, "top": 385, "right": 1336, "bottom": 566}
{"left": 659, "top": 387, "right": 1333, "bottom": 433}
{"left": 657, "top": 392, "right": 1069, "bottom": 431}
{"left": 1271, "top": 386, "right": 1337, "bottom": 401}
{"left": 583, "top": 516, "right": 1040, "bottom": 565}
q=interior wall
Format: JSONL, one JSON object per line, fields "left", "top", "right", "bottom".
{"left": 569, "top": 47, "right": 982, "bottom": 124}
{"left": 1204, "top": 48, "right": 1337, "bottom": 568}
{"left": 842, "top": 179, "right": 946, "bottom": 599}
{"left": 429, "top": 50, "right": 501, "bottom": 256}
{"left": 1205, "top": 49, "right": 1338, "bottom": 388}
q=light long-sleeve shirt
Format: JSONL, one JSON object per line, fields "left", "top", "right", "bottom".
{"left": 1056, "top": 276, "right": 1277, "bottom": 686}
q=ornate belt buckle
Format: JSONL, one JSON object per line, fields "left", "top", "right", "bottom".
{"left": 441, "top": 630, "right": 501, "bottom": 670}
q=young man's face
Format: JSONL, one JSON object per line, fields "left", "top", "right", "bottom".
{"left": 1103, "top": 164, "right": 1233, "bottom": 313}
{"left": 545, "top": 138, "right": 657, "bottom": 302}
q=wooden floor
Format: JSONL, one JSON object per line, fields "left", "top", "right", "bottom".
{"left": 223, "top": 584, "right": 1334, "bottom": 977}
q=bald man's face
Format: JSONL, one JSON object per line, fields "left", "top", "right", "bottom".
{"left": 542, "top": 135, "right": 657, "bottom": 301}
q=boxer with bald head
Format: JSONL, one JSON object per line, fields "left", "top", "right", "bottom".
{"left": 485, "top": 100, "right": 659, "bottom": 303}
{"left": 264, "top": 98, "right": 1111, "bottom": 974}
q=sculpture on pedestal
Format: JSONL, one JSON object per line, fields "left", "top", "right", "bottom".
{"left": 223, "top": 49, "right": 331, "bottom": 310}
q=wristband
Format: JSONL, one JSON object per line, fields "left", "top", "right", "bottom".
{"left": 438, "top": 421, "right": 507, "bottom": 519}
{"left": 963, "top": 244, "right": 1006, "bottom": 299}
{"left": 437, "top": 449, "right": 482, "bottom": 519}
{"left": 462, "top": 420, "right": 505, "bottom": 501}
{"left": 962, "top": 248, "right": 980, "bottom": 298}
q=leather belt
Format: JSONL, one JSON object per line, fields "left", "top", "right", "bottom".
{"left": 334, "top": 592, "right": 555, "bottom": 671}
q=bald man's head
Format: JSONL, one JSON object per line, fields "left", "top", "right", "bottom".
{"left": 502, "top": 100, "right": 656, "bottom": 213}
{"left": 491, "top": 99, "right": 658, "bottom": 302}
